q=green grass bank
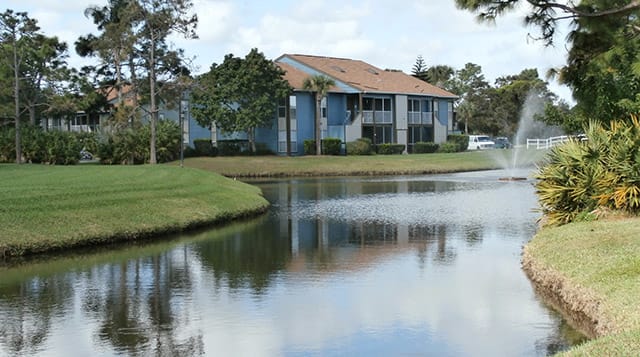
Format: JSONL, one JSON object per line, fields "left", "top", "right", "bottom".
{"left": 0, "top": 164, "right": 269, "bottom": 257}
{"left": 178, "top": 151, "right": 504, "bottom": 177}
{"left": 522, "top": 217, "right": 640, "bottom": 356}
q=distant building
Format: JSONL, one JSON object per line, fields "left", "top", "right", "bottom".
{"left": 246, "top": 54, "right": 458, "bottom": 155}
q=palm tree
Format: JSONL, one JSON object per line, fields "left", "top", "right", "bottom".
{"left": 303, "top": 75, "right": 335, "bottom": 155}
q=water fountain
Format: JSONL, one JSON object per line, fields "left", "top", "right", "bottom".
{"left": 491, "top": 91, "right": 564, "bottom": 181}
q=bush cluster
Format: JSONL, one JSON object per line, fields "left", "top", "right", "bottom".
{"left": 536, "top": 118, "right": 640, "bottom": 226}
{"left": 447, "top": 134, "right": 469, "bottom": 152}
{"left": 322, "top": 138, "right": 342, "bottom": 155}
{"left": 437, "top": 142, "right": 459, "bottom": 153}
{"left": 303, "top": 138, "right": 342, "bottom": 155}
{"left": 376, "top": 143, "right": 405, "bottom": 155}
{"left": 0, "top": 125, "right": 84, "bottom": 164}
{"left": 98, "top": 119, "right": 180, "bottom": 164}
{"left": 346, "top": 138, "right": 373, "bottom": 155}
{"left": 193, "top": 138, "right": 217, "bottom": 157}
{"left": 414, "top": 142, "right": 439, "bottom": 153}
{"left": 215, "top": 140, "right": 273, "bottom": 156}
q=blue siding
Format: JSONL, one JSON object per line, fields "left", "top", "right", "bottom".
{"left": 295, "top": 92, "right": 316, "bottom": 154}
{"left": 255, "top": 120, "right": 278, "bottom": 153}
{"left": 327, "top": 94, "right": 347, "bottom": 125}
{"left": 438, "top": 100, "right": 449, "bottom": 126}
{"left": 188, "top": 120, "right": 210, "bottom": 147}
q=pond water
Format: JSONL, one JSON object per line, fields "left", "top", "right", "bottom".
{"left": 0, "top": 169, "right": 585, "bottom": 356}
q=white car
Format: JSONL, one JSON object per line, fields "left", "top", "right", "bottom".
{"left": 468, "top": 135, "right": 495, "bottom": 150}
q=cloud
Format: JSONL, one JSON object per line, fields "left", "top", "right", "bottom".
{"left": 3, "top": 0, "right": 575, "bottom": 102}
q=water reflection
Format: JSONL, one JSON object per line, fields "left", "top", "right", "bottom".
{"left": 0, "top": 170, "right": 586, "bottom": 356}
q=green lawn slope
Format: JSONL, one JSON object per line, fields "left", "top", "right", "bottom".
{"left": 0, "top": 164, "right": 268, "bottom": 256}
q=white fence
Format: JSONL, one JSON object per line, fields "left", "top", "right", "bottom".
{"left": 526, "top": 135, "right": 587, "bottom": 149}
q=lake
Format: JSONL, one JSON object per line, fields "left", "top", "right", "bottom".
{"left": 0, "top": 169, "right": 585, "bottom": 356}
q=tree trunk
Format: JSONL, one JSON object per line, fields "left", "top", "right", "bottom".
{"left": 249, "top": 127, "right": 256, "bottom": 153}
{"left": 149, "top": 39, "right": 157, "bottom": 164}
{"left": 13, "top": 42, "right": 21, "bottom": 164}
{"left": 315, "top": 95, "right": 322, "bottom": 155}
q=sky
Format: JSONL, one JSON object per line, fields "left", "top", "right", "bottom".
{"left": 4, "top": 0, "right": 574, "bottom": 102}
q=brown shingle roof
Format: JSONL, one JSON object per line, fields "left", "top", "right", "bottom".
{"left": 278, "top": 54, "right": 457, "bottom": 98}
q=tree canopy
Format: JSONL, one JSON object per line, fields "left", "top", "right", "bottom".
{"left": 191, "top": 49, "right": 291, "bottom": 153}
{"left": 456, "top": 0, "right": 640, "bottom": 126}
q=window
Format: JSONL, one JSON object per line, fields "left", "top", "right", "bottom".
{"left": 278, "top": 95, "right": 297, "bottom": 153}
{"left": 408, "top": 99, "right": 421, "bottom": 124}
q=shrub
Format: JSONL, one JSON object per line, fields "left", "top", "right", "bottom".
{"left": 193, "top": 138, "right": 215, "bottom": 156}
{"left": 377, "top": 143, "right": 405, "bottom": 155}
{"left": 42, "top": 131, "right": 83, "bottom": 165}
{"left": 437, "top": 142, "right": 459, "bottom": 153}
{"left": 0, "top": 125, "right": 82, "bottom": 164}
{"left": 76, "top": 132, "right": 99, "bottom": 154}
{"left": 0, "top": 128, "right": 14, "bottom": 163}
{"left": 322, "top": 138, "right": 342, "bottom": 155}
{"left": 346, "top": 138, "right": 373, "bottom": 155}
{"left": 98, "top": 127, "right": 146, "bottom": 164}
{"left": 536, "top": 117, "right": 640, "bottom": 226}
{"left": 21, "top": 125, "right": 47, "bottom": 163}
{"left": 414, "top": 141, "right": 439, "bottom": 153}
{"left": 154, "top": 119, "right": 181, "bottom": 163}
{"left": 447, "top": 134, "right": 469, "bottom": 152}
{"left": 218, "top": 140, "right": 248, "bottom": 156}
{"left": 254, "top": 142, "right": 273, "bottom": 156}
{"left": 304, "top": 139, "right": 316, "bottom": 155}
{"left": 97, "top": 119, "right": 180, "bottom": 164}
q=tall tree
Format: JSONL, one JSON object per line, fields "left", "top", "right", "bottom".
{"left": 0, "top": 10, "right": 39, "bottom": 164}
{"left": 303, "top": 74, "right": 336, "bottom": 156}
{"left": 412, "top": 55, "right": 428, "bottom": 82}
{"left": 425, "top": 65, "right": 455, "bottom": 88}
{"left": 133, "top": 0, "right": 197, "bottom": 164}
{"left": 454, "top": 0, "right": 640, "bottom": 45}
{"left": 21, "top": 34, "right": 69, "bottom": 126}
{"left": 191, "top": 49, "right": 291, "bottom": 153}
{"left": 78, "top": 0, "right": 139, "bottom": 125}
{"left": 456, "top": 0, "right": 640, "bottom": 126}
{"left": 447, "top": 63, "right": 489, "bottom": 133}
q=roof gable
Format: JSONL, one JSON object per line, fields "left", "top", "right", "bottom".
{"left": 277, "top": 54, "right": 457, "bottom": 98}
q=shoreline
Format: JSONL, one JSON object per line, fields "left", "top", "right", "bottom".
{"left": 521, "top": 218, "right": 640, "bottom": 355}
{"left": 521, "top": 246, "right": 614, "bottom": 339}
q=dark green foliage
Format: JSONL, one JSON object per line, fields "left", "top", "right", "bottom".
{"left": 0, "top": 125, "right": 82, "bottom": 164}
{"left": 304, "top": 139, "right": 316, "bottom": 155}
{"left": 183, "top": 145, "right": 198, "bottom": 158}
{"left": 376, "top": 143, "right": 405, "bottom": 155}
{"left": 254, "top": 142, "right": 273, "bottom": 156}
{"left": 98, "top": 128, "right": 146, "bottom": 164}
{"left": 98, "top": 119, "right": 180, "bottom": 164}
{"left": 76, "top": 132, "right": 99, "bottom": 154}
{"left": 0, "top": 128, "right": 15, "bottom": 162}
{"left": 536, "top": 118, "right": 640, "bottom": 226}
{"left": 193, "top": 138, "right": 216, "bottom": 156}
{"left": 305, "top": 139, "right": 341, "bottom": 155}
{"left": 346, "top": 138, "right": 373, "bottom": 155}
{"left": 153, "top": 119, "right": 181, "bottom": 163}
{"left": 414, "top": 142, "right": 439, "bottom": 153}
{"left": 192, "top": 49, "right": 291, "bottom": 153}
{"left": 322, "top": 138, "right": 342, "bottom": 155}
{"left": 218, "top": 140, "right": 248, "bottom": 156}
{"left": 437, "top": 142, "right": 459, "bottom": 153}
{"left": 447, "top": 134, "right": 469, "bottom": 152}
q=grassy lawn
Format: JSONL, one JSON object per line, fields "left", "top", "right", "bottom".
{"left": 177, "top": 150, "right": 507, "bottom": 177}
{"left": 0, "top": 164, "right": 268, "bottom": 257}
{"left": 523, "top": 218, "right": 640, "bottom": 356}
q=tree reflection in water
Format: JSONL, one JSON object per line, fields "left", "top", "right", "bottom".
{"left": 0, "top": 174, "right": 587, "bottom": 356}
